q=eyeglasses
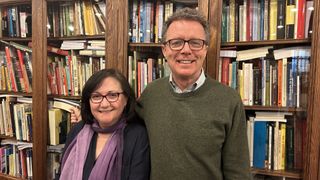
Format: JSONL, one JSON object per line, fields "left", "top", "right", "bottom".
{"left": 164, "top": 39, "right": 207, "bottom": 51}
{"left": 90, "top": 92, "right": 123, "bottom": 104}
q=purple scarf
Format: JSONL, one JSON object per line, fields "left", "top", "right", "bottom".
{"left": 60, "top": 118, "right": 126, "bottom": 180}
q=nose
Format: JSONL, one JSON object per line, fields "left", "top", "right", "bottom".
{"left": 180, "top": 41, "right": 192, "bottom": 53}
{"left": 100, "top": 97, "right": 111, "bottom": 106}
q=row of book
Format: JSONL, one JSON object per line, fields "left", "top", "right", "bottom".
{"left": 0, "top": 40, "right": 106, "bottom": 95}
{"left": 47, "top": 52, "right": 105, "bottom": 96}
{"left": 0, "top": 95, "right": 77, "bottom": 143}
{"left": 129, "top": 0, "right": 197, "bottom": 43}
{"left": 0, "top": 140, "right": 32, "bottom": 179}
{"left": 0, "top": 5, "right": 32, "bottom": 38}
{"left": 47, "top": 0, "right": 106, "bottom": 37}
{"left": 128, "top": 52, "right": 171, "bottom": 97}
{"left": 0, "top": 43, "right": 32, "bottom": 93}
{"left": 221, "top": 0, "right": 314, "bottom": 42}
{"left": 218, "top": 46, "right": 311, "bottom": 108}
{"left": 0, "top": 95, "right": 32, "bottom": 142}
{"left": 248, "top": 111, "right": 306, "bottom": 170}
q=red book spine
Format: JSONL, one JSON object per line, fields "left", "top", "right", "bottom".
{"left": 4, "top": 46, "right": 17, "bottom": 92}
{"left": 297, "top": 0, "right": 306, "bottom": 39}
{"left": 221, "top": 57, "right": 231, "bottom": 86}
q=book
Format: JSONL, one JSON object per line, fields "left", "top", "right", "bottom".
{"left": 52, "top": 98, "right": 80, "bottom": 112}
{"left": 253, "top": 121, "right": 268, "bottom": 168}
{"left": 28, "top": 42, "right": 69, "bottom": 56}
{"left": 48, "top": 108, "right": 63, "bottom": 145}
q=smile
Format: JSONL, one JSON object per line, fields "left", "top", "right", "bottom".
{"left": 177, "top": 60, "right": 195, "bottom": 64}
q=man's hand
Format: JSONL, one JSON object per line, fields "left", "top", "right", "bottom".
{"left": 70, "top": 106, "right": 81, "bottom": 123}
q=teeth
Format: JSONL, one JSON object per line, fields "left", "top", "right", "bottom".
{"left": 178, "top": 60, "right": 192, "bottom": 64}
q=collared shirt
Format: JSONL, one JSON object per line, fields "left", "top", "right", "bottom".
{"left": 169, "top": 69, "right": 206, "bottom": 93}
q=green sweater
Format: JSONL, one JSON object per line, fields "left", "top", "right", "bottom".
{"left": 136, "top": 76, "right": 251, "bottom": 180}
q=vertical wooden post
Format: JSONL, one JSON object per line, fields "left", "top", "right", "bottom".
{"left": 206, "top": 0, "right": 222, "bottom": 79}
{"left": 32, "top": 0, "right": 47, "bottom": 179}
{"left": 304, "top": 0, "right": 320, "bottom": 179}
{"left": 105, "top": 0, "right": 128, "bottom": 77}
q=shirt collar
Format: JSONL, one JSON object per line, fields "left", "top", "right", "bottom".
{"left": 169, "top": 69, "right": 206, "bottom": 93}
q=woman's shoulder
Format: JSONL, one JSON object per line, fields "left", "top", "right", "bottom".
{"left": 124, "top": 121, "right": 148, "bottom": 136}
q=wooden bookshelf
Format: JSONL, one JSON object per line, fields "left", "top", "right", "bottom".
{"left": 0, "top": 0, "right": 318, "bottom": 179}
{"left": 107, "top": 0, "right": 320, "bottom": 179}
{"left": 206, "top": 0, "right": 320, "bottom": 179}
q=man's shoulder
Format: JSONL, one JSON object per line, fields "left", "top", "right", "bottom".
{"left": 140, "top": 77, "right": 169, "bottom": 96}
{"left": 146, "top": 77, "right": 169, "bottom": 88}
{"left": 206, "top": 77, "right": 241, "bottom": 99}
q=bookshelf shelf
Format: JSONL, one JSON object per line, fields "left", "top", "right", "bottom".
{"left": 0, "top": 0, "right": 30, "bottom": 6}
{"left": 0, "top": 38, "right": 31, "bottom": 42}
{"left": 0, "top": 135, "right": 16, "bottom": 140}
{"left": 47, "top": 35, "right": 105, "bottom": 41}
{"left": 0, "top": 174, "right": 24, "bottom": 180}
{"left": 221, "top": 39, "right": 312, "bottom": 47}
{"left": 48, "top": 95, "right": 81, "bottom": 100}
{"left": 129, "top": 43, "right": 162, "bottom": 47}
{"left": 0, "top": 92, "right": 32, "bottom": 96}
{"left": 244, "top": 106, "right": 306, "bottom": 112}
{"left": 251, "top": 168, "right": 302, "bottom": 179}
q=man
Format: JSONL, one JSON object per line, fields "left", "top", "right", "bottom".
{"left": 136, "top": 7, "right": 251, "bottom": 180}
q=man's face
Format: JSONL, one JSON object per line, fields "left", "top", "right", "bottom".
{"left": 162, "top": 20, "right": 208, "bottom": 80}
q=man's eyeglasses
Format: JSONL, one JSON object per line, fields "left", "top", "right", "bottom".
{"left": 163, "top": 39, "right": 207, "bottom": 51}
{"left": 90, "top": 92, "right": 123, "bottom": 104}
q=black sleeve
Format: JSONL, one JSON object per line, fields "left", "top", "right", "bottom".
{"left": 122, "top": 123, "right": 150, "bottom": 180}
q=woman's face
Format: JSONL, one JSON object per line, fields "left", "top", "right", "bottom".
{"left": 89, "top": 77, "right": 128, "bottom": 128}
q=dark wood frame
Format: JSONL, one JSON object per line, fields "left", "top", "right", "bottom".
{"left": 0, "top": 0, "right": 319, "bottom": 179}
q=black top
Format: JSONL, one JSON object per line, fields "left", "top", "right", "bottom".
{"left": 60, "top": 120, "right": 150, "bottom": 180}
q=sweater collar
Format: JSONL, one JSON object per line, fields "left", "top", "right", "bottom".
{"left": 169, "top": 69, "right": 206, "bottom": 93}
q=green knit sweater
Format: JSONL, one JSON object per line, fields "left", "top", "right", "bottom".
{"left": 136, "top": 76, "right": 251, "bottom": 180}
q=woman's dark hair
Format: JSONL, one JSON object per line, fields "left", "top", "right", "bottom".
{"left": 80, "top": 68, "right": 136, "bottom": 124}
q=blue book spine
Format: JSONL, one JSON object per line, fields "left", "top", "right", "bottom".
{"left": 8, "top": 8, "right": 14, "bottom": 37}
{"left": 232, "top": 61, "right": 237, "bottom": 89}
{"left": 253, "top": 121, "right": 267, "bottom": 168}
{"left": 260, "top": 0, "right": 265, "bottom": 40}
{"left": 291, "top": 57, "right": 298, "bottom": 107}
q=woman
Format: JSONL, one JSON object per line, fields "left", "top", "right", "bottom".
{"left": 59, "top": 69, "right": 150, "bottom": 180}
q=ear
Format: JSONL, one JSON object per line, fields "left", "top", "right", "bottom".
{"left": 161, "top": 44, "right": 167, "bottom": 58}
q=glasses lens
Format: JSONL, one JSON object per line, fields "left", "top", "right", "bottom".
{"left": 91, "top": 94, "right": 103, "bottom": 103}
{"left": 189, "top": 39, "right": 204, "bottom": 49}
{"left": 106, "top": 92, "right": 119, "bottom": 102}
{"left": 169, "top": 39, "right": 184, "bottom": 50}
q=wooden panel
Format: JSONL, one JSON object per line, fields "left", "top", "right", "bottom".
{"left": 304, "top": 0, "right": 320, "bottom": 179}
{"left": 105, "top": 0, "right": 128, "bottom": 76}
{"left": 32, "top": 0, "right": 48, "bottom": 180}
{"left": 206, "top": 0, "right": 222, "bottom": 79}
{"left": 197, "top": 0, "right": 209, "bottom": 72}
{"left": 198, "top": 0, "right": 209, "bottom": 19}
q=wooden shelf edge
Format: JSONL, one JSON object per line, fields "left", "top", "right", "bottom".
{"left": 244, "top": 105, "right": 306, "bottom": 112}
{"left": 251, "top": 168, "right": 302, "bottom": 179}
{"left": 221, "top": 39, "right": 311, "bottom": 47}
{"left": 0, "top": 38, "right": 31, "bottom": 42}
{"left": 0, "top": 173, "right": 25, "bottom": 180}
{"left": 129, "top": 42, "right": 162, "bottom": 47}
{"left": 47, "top": 35, "right": 105, "bottom": 41}
{"left": 0, "top": 0, "right": 30, "bottom": 5}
